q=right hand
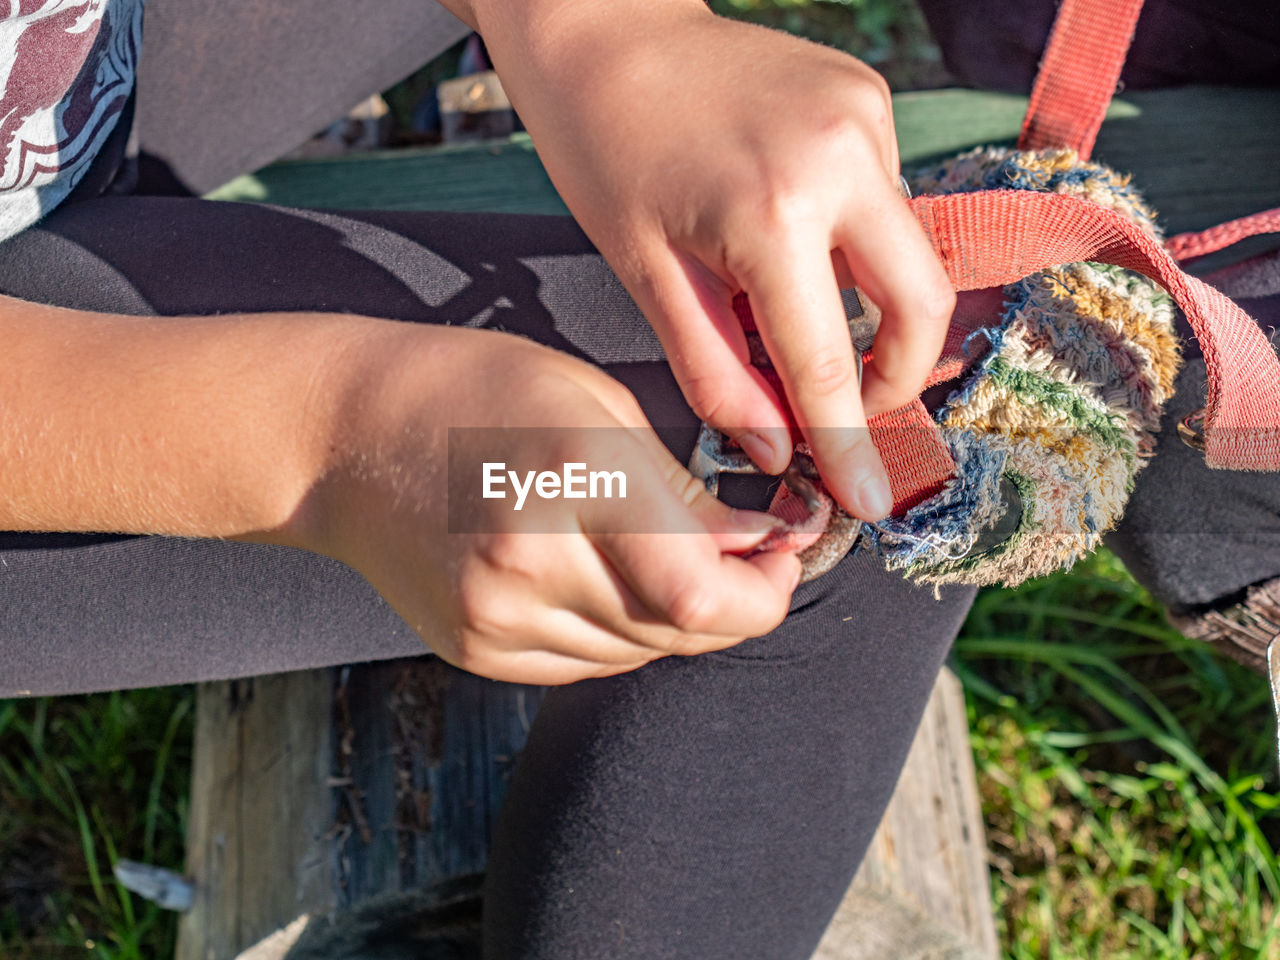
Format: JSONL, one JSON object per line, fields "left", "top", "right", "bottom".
{"left": 462, "top": 0, "right": 958, "bottom": 521}
{"left": 293, "top": 324, "right": 800, "bottom": 685}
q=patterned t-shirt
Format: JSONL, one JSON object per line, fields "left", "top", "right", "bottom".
{"left": 0, "top": 0, "right": 143, "bottom": 243}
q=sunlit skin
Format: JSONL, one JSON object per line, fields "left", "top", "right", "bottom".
{"left": 1, "top": 302, "right": 797, "bottom": 685}
{"left": 2, "top": 0, "right": 956, "bottom": 684}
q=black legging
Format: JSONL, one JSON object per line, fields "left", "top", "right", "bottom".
{"left": 0, "top": 189, "right": 977, "bottom": 960}
{"left": 1, "top": 2, "right": 1276, "bottom": 958}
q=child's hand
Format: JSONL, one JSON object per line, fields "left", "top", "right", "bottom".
{"left": 296, "top": 324, "right": 799, "bottom": 685}
{"left": 469, "top": 0, "right": 956, "bottom": 521}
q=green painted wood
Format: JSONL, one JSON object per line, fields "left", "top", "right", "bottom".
{"left": 898, "top": 87, "right": 1280, "bottom": 239}
{"left": 206, "top": 135, "right": 569, "bottom": 216}
{"left": 1094, "top": 87, "right": 1280, "bottom": 236}
{"left": 890, "top": 88, "right": 1142, "bottom": 166}
{"left": 894, "top": 87, "right": 1280, "bottom": 236}
{"left": 207, "top": 87, "right": 1280, "bottom": 242}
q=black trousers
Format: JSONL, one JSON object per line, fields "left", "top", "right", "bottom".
{"left": 1, "top": 2, "right": 1276, "bottom": 957}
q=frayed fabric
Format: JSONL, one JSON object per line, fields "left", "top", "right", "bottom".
{"left": 875, "top": 147, "right": 1182, "bottom": 587}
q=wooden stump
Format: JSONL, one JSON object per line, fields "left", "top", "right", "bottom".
{"left": 179, "top": 672, "right": 337, "bottom": 960}
{"left": 176, "top": 660, "right": 995, "bottom": 960}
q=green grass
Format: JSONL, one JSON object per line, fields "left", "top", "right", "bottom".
{"left": 0, "top": 689, "right": 193, "bottom": 959}
{"left": 955, "top": 550, "right": 1280, "bottom": 959}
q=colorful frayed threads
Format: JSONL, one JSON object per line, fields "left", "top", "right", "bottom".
{"left": 870, "top": 147, "right": 1182, "bottom": 587}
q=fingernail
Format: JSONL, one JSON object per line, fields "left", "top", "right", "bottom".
{"left": 854, "top": 472, "right": 893, "bottom": 520}
{"left": 789, "top": 563, "right": 803, "bottom": 592}
{"left": 730, "top": 508, "right": 785, "bottom": 533}
{"left": 738, "top": 432, "right": 778, "bottom": 471}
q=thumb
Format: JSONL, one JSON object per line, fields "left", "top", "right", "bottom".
{"left": 644, "top": 432, "right": 789, "bottom": 554}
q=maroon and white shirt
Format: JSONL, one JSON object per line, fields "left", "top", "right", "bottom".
{"left": 0, "top": 0, "right": 143, "bottom": 242}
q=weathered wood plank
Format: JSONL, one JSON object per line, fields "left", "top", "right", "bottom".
{"left": 323, "top": 658, "right": 545, "bottom": 907}
{"left": 181, "top": 660, "right": 991, "bottom": 960}
{"left": 419, "top": 666, "right": 546, "bottom": 888}
{"left": 815, "top": 887, "right": 988, "bottom": 960}
{"left": 178, "top": 680, "right": 244, "bottom": 960}
{"left": 178, "top": 659, "right": 537, "bottom": 960}
{"left": 206, "top": 136, "right": 569, "bottom": 216}
{"left": 334, "top": 664, "right": 401, "bottom": 905}
{"left": 177, "top": 671, "right": 337, "bottom": 960}
{"left": 180, "top": 658, "right": 543, "bottom": 960}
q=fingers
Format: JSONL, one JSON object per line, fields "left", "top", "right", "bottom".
{"left": 448, "top": 433, "right": 798, "bottom": 683}
{"left": 458, "top": 526, "right": 795, "bottom": 678}
{"left": 451, "top": 524, "right": 796, "bottom": 684}
{"left": 738, "top": 229, "right": 893, "bottom": 521}
{"left": 581, "top": 456, "right": 799, "bottom": 641}
{"left": 627, "top": 417, "right": 788, "bottom": 553}
{"left": 835, "top": 186, "right": 955, "bottom": 417}
{"left": 447, "top": 636, "right": 655, "bottom": 686}
{"left": 629, "top": 248, "right": 794, "bottom": 473}
{"left": 589, "top": 529, "right": 798, "bottom": 645}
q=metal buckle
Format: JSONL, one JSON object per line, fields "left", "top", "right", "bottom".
{"left": 689, "top": 308, "right": 870, "bottom": 583}
{"left": 1177, "top": 406, "right": 1207, "bottom": 451}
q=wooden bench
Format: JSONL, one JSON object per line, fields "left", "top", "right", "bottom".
{"left": 178, "top": 86, "right": 1280, "bottom": 960}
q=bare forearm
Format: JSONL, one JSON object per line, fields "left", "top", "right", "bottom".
{"left": 0, "top": 295, "right": 380, "bottom": 540}
{"left": 0, "top": 288, "right": 802, "bottom": 683}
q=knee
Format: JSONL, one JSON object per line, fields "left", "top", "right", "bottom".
{"left": 707, "top": 547, "right": 975, "bottom": 671}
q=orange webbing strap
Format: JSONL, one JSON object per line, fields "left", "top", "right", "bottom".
{"left": 1018, "top": 0, "right": 1145, "bottom": 160}
{"left": 1166, "top": 208, "right": 1280, "bottom": 262}
{"left": 910, "top": 189, "right": 1280, "bottom": 471}
{"left": 862, "top": 312, "right": 988, "bottom": 513}
{"left": 866, "top": 400, "right": 955, "bottom": 512}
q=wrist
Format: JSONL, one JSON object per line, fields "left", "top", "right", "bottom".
{"left": 274, "top": 320, "right": 474, "bottom": 564}
{"left": 473, "top": 0, "right": 712, "bottom": 96}
{"left": 0, "top": 298, "right": 406, "bottom": 544}
{"left": 135, "top": 310, "right": 396, "bottom": 548}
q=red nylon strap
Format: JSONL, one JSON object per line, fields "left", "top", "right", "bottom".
{"left": 911, "top": 190, "right": 1280, "bottom": 471}
{"left": 1018, "top": 0, "right": 1145, "bottom": 160}
{"left": 1166, "top": 207, "right": 1280, "bottom": 262}
{"left": 866, "top": 400, "right": 955, "bottom": 512}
